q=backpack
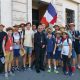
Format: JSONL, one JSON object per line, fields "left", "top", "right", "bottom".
{"left": 62, "top": 38, "right": 70, "bottom": 46}
{"left": 5, "top": 35, "right": 8, "bottom": 46}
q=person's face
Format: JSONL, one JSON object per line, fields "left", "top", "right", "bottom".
{"left": 55, "top": 26, "right": 59, "bottom": 31}
{"left": 62, "top": 33, "right": 67, "bottom": 38}
{"left": 32, "top": 25, "right": 36, "bottom": 30}
{"left": 0, "top": 26, "right": 4, "bottom": 31}
{"left": 38, "top": 26, "right": 43, "bottom": 33}
{"left": 70, "top": 26, "right": 75, "bottom": 31}
{"left": 60, "top": 28, "right": 65, "bottom": 32}
{"left": 48, "top": 28, "right": 52, "bottom": 33}
{"left": 48, "top": 33, "right": 52, "bottom": 38}
{"left": 15, "top": 27, "right": 19, "bottom": 31}
{"left": 26, "top": 24, "right": 31, "bottom": 30}
{"left": 42, "top": 24, "right": 46, "bottom": 30}
{"left": 18, "top": 28, "right": 22, "bottom": 32}
{"left": 7, "top": 30, "right": 13, "bottom": 36}
{"left": 56, "top": 33, "right": 60, "bottom": 38}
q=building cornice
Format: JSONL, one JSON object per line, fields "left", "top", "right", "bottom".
{"left": 70, "top": 0, "right": 80, "bottom": 4}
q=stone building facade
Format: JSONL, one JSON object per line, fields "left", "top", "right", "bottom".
{"left": 0, "top": 0, "right": 80, "bottom": 30}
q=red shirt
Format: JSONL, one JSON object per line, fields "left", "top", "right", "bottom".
{"left": 3, "top": 36, "right": 13, "bottom": 51}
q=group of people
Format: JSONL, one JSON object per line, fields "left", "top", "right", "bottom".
{"left": 0, "top": 22, "right": 80, "bottom": 78}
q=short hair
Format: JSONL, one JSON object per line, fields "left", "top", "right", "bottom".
{"left": 20, "top": 23, "right": 26, "bottom": 27}
{"left": 0, "top": 24, "right": 5, "bottom": 27}
{"left": 13, "top": 25, "right": 20, "bottom": 28}
{"left": 6, "top": 27, "right": 13, "bottom": 32}
{"left": 25, "top": 22, "right": 31, "bottom": 26}
{"left": 38, "top": 24, "right": 42, "bottom": 29}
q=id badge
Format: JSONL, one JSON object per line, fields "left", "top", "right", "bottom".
{"left": 10, "top": 46, "right": 13, "bottom": 50}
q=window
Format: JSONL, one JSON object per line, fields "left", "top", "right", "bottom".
{"left": 32, "top": 9, "right": 39, "bottom": 26}
{"left": 66, "top": 8, "right": 75, "bottom": 24}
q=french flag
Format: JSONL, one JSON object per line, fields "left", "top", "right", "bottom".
{"left": 41, "top": 3, "right": 57, "bottom": 26}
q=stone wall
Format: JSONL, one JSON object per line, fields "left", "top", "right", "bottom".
{"left": 12, "top": 0, "right": 27, "bottom": 25}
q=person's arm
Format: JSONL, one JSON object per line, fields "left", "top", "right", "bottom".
{"left": 2, "top": 37, "right": 6, "bottom": 56}
{"left": 53, "top": 39, "right": 56, "bottom": 55}
{"left": 42, "top": 34, "right": 46, "bottom": 48}
{"left": 53, "top": 43, "right": 56, "bottom": 55}
{"left": 68, "top": 39, "right": 72, "bottom": 58}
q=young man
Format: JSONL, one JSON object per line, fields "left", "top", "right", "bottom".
{"left": 32, "top": 25, "right": 37, "bottom": 34}
{"left": 0, "top": 24, "right": 7, "bottom": 73}
{"left": 53, "top": 25, "right": 60, "bottom": 33}
{"left": 24, "top": 22, "right": 34, "bottom": 69}
{"left": 68, "top": 23, "right": 77, "bottom": 73}
{"left": 19, "top": 23, "right": 27, "bottom": 70}
{"left": 55, "top": 31, "right": 62, "bottom": 67}
{"left": 3, "top": 27, "right": 14, "bottom": 78}
{"left": 12, "top": 25, "right": 22, "bottom": 71}
{"left": 61, "top": 31, "right": 72, "bottom": 76}
{"left": 46, "top": 30, "right": 59, "bottom": 73}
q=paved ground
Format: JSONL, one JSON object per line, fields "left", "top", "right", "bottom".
{"left": 0, "top": 68, "right": 80, "bottom": 80}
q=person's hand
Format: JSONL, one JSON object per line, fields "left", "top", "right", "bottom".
{"left": 53, "top": 51, "right": 55, "bottom": 55}
{"left": 4, "top": 53, "right": 7, "bottom": 57}
{"left": 68, "top": 54, "right": 71, "bottom": 58}
{"left": 46, "top": 51, "right": 47, "bottom": 55}
{"left": 42, "top": 45, "right": 45, "bottom": 48}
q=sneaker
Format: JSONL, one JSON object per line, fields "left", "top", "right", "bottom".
{"left": 28, "top": 67, "right": 32, "bottom": 71}
{"left": 54, "top": 69, "right": 59, "bottom": 74}
{"left": 5, "top": 73, "right": 8, "bottom": 78}
{"left": 78, "top": 65, "right": 80, "bottom": 69}
{"left": 9, "top": 71, "right": 14, "bottom": 76}
{"left": 69, "top": 72, "right": 72, "bottom": 76}
{"left": 16, "top": 67, "right": 20, "bottom": 72}
{"left": 47, "top": 68, "right": 51, "bottom": 73}
{"left": 64, "top": 71, "right": 68, "bottom": 75}
{"left": 23, "top": 67, "right": 27, "bottom": 71}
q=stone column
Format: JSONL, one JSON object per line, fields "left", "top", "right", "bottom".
{"left": 77, "top": 4, "right": 80, "bottom": 30}
{"left": 1, "top": 0, "right": 12, "bottom": 27}
{"left": 27, "top": 0, "right": 32, "bottom": 24}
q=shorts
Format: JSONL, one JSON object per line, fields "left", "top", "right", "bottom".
{"left": 13, "top": 49, "right": 20, "bottom": 57}
{"left": 78, "top": 43, "right": 80, "bottom": 53}
{"left": 5, "top": 51, "right": 13, "bottom": 63}
{"left": 53, "top": 50, "right": 61, "bottom": 60}
{"left": 74, "top": 41, "right": 80, "bottom": 54}
{"left": 71, "top": 49, "right": 76, "bottom": 58}
{"left": 47, "top": 52, "right": 53, "bottom": 59}
{"left": 24, "top": 46, "right": 32, "bottom": 55}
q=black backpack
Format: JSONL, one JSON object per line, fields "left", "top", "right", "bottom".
{"left": 5, "top": 35, "right": 8, "bottom": 46}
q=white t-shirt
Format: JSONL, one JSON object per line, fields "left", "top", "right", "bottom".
{"left": 61, "top": 39, "right": 72, "bottom": 56}
{"left": 13, "top": 32, "right": 20, "bottom": 42}
{"left": 13, "top": 32, "right": 21, "bottom": 49}
{"left": 24, "top": 29, "right": 34, "bottom": 47}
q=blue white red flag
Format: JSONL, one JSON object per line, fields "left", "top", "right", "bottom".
{"left": 41, "top": 3, "right": 57, "bottom": 26}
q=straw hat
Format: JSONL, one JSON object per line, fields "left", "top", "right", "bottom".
{"left": 55, "top": 31, "right": 61, "bottom": 34}
{"left": 20, "top": 23, "right": 25, "bottom": 27}
{"left": 53, "top": 25, "right": 60, "bottom": 28}
{"left": 62, "top": 31, "right": 68, "bottom": 35}
{"left": 69, "top": 23, "right": 75, "bottom": 27}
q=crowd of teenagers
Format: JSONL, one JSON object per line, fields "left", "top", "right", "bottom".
{"left": 0, "top": 22, "right": 80, "bottom": 78}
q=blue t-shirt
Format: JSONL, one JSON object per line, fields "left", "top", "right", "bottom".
{"left": 46, "top": 37, "right": 55, "bottom": 52}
